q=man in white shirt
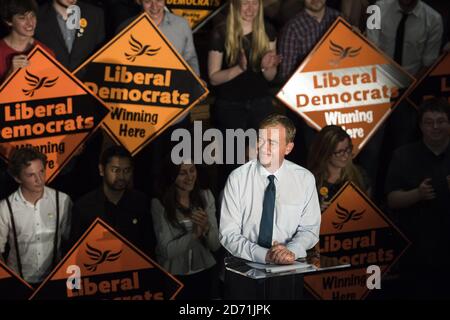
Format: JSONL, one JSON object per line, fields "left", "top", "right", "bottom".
{"left": 220, "top": 114, "right": 321, "bottom": 264}
{"left": 360, "top": 0, "right": 443, "bottom": 190}
{"left": 366, "top": 0, "right": 443, "bottom": 77}
{"left": 0, "top": 148, "right": 72, "bottom": 285}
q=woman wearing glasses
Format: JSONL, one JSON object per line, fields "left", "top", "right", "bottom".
{"left": 308, "top": 125, "right": 371, "bottom": 213}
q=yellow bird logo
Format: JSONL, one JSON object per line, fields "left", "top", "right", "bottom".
{"left": 332, "top": 203, "right": 365, "bottom": 230}
{"left": 83, "top": 243, "right": 122, "bottom": 272}
{"left": 22, "top": 70, "right": 58, "bottom": 97}
{"left": 329, "top": 40, "right": 361, "bottom": 66}
{"left": 124, "top": 34, "right": 161, "bottom": 62}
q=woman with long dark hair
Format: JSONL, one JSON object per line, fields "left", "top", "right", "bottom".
{"left": 308, "top": 125, "right": 371, "bottom": 212}
{"left": 151, "top": 160, "right": 220, "bottom": 299}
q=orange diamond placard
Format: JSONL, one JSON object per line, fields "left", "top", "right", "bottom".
{"left": 0, "top": 260, "right": 34, "bottom": 300}
{"left": 406, "top": 52, "right": 450, "bottom": 108}
{"left": 166, "top": 0, "right": 227, "bottom": 31}
{"left": 277, "top": 17, "right": 415, "bottom": 156}
{"left": 304, "top": 182, "right": 410, "bottom": 300}
{"left": 0, "top": 46, "right": 110, "bottom": 183}
{"left": 74, "top": 12, "right": 208, "bottom": 156}
{"left": 30, "top": 218, "right": 183, "bottom": 300}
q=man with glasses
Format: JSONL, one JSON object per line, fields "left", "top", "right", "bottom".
{"left": 385, "top": 97, "right": 450, "bottom": 298}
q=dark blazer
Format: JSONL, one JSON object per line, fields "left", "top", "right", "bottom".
{"left": 70, "top": 188, "right": 157, "bottom": 259}
{"left": 35, "top": 1, "right": 105, "bottom": 71}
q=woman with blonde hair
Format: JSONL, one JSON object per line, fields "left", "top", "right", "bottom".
{"left": 308, "top": 125, "right": 371, "bottom": 212}
{"left": 208, "top": 0, "right": 281, "bottom": 188}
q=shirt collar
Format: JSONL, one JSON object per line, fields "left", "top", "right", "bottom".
{"left": 52, "top": 5, "right": 68, "bottom": 25}
{"left": 302, "top": 6, "right": 332, "bottom": 23}
{"left": 421, "top": 139, "right": 450, "bottom": 157}
{"left": 160, "top": 9, "right": 172, "bottom": 27}
{"left": 101, "top": 186, "right": 128, "bottom": 207}
{"left": 395, "top": 0, "right": 422, "bottom": 18}
{"left": 15, "top": 186, "right": 49, "bottom": 206}
{"left": 256, "top": 159, "right": 286, "bottom": 182}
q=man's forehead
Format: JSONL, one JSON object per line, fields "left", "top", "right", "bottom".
{"left": 423, "top": 111, "right": 448, "bottom": 120}
{"left": 259, "top": 125, "right": 285, "bottom": 136}
{"left": 23, "top": 159, "right": 44, "bottom": 171}
{"left": 107, "top": 156, "right": 133, "bottom": 166}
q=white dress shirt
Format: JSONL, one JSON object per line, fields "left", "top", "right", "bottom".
{"left": 219, "top": 159, "right": 321, "bottom": 264}
{"left": 366, "top": 0, "right": 443, "bottom": 76}
{"left": 0, "top": 187, "right": 72, "bottom": 283}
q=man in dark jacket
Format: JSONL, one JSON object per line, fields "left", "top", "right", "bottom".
{"left": 70, "top": 146, "right": 156, "bottom": 258}
{"left": 35, "top": 0, "right": 105, "bottom": 71}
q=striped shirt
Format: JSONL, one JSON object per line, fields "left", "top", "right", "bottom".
{"left": 278, "top": 7, "right": 340, "bottom": 82}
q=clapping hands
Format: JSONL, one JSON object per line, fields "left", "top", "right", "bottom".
{"left": 261, "top": 50, "right": 282, "bottom": 71}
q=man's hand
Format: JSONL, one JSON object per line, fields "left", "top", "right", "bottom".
{"left": 265, "top": 241, "right": 295, "bottom": 264}
{"left": 417, "top": 178, "right": 436, "bottom": 201}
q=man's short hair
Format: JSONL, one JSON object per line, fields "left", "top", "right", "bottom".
{"left": 8, "top": 147, "right": 47, "bottom": 178}
{"left": 259, "top": 113, "right": 296, "bottom": 143}
{"left": 0, "top": 0, "right": 38, "bottom": 25}
{"left": 418, "top": 97, "right": 450, "bottom": 123}
{"left": 100, "top": 146, "right": 133, "bottom": 167}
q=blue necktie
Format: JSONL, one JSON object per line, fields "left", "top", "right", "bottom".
{"left": 258, "top": 175, "right": 276, "bottom": 248}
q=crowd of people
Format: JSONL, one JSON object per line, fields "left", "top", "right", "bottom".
{"left": 0, "top": 0, "right": 449, "bottom": 299}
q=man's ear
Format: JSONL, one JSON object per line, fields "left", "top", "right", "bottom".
{"left": 13, "top": 175, "right": 21, "bottom": 185}
{"left": 99, "top": 164, "right": 104, "bottom": 177}
{"left": 285, "top": 142, "right": 294, "bottom": 155}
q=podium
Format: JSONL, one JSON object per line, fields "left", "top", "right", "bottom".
{"left": 224, "top": 255, "right": 350, "bottom": 300}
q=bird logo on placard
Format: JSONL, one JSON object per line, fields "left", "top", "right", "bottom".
{"left": 83, "top": 243, "right": 122, "bottom": 272}
{"left": 329, "top": 40, "right": 361, "bottom": 66}
{"left": 22, "top": 70, "right": 58, "bottom": 97}
{"left": 332, "top": 203, "right": 365, "bottom": 230}
{"left": 124, "top": 34, "right": 161, "bottom": 62}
